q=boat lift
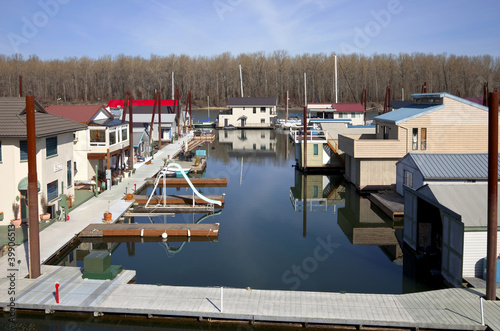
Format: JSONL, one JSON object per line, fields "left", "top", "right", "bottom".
{"left": 145, "top": 162, "right": 223, "bottom": 212}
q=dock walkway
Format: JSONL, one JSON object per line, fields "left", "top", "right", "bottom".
{"left": 1, "top": 265, "right": 500, "bottom": 330}
{"left": 0, "top": 133, "right": 194, "bottom": 279}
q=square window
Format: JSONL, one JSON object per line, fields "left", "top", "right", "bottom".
{"left": 261, "top": 118, "right": 265, "bottom": 123}
{"left": 313, "top": 144, "right": 319, "bottom": 155}
{"left": 109, "top": 131, "right": 116, "bottom": 145}
{"left": 67, "top": 160, "right": 72, "bottom": 188}
{"left": 404, "top": 170, "right": 413, "bottom": 188}
{"left": 260, "top": 107, "right": 266, "bottom": 113}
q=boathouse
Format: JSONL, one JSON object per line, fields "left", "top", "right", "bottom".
{"left": 339, "top": 92, "right": 492, "bottom": 191}
{"left": 401, "top": 153, "right": 500, "bottom": 287}
{"left": 45, "top": 104, "right": 130, "bottom": 184}
{"left": 0, "top": 98, "right": 86, "bottom": 223}
{"left": 218, "top": 97, "right": 277, "bottom": 128}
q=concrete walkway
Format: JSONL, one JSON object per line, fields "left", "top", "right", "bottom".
{"left": 0, "top": 133, "right": 194, "bottom": 279}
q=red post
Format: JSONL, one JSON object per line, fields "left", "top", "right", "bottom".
{"left": 486, "top": 91, "right": 498, "bottom": 301}
{"left": 55, "top": 283, "right": 60, "bottom": 303}
{"left": 134, "top": 183, "right": 137, "bottom": 193}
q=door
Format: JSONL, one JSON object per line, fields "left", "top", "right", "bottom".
{"left": 240, "top": 118, "right": 245, "bottom": 127}
{"left": 224, "top": 119, "right": 228, "bottom": 127}
{"left": 20, "top": 190, "right": 28, "bottom": 219}
{"left": 440, "top": 211, "right": 464, "bottom": 288}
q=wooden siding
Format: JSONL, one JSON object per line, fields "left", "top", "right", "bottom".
{"left": 297, "top": 141, "right": 324, "bottom": 167}
{"left": 400, "top": 98, "right": 496, "bottom": 153}
{"left": 463, "top": 231, "right": 500, "bottom": 278}
{"left": 359, "top": 158, "right": 400, "bottom": 188}
{"left": 339, "top": 134, "right": 406, "bottom": 158}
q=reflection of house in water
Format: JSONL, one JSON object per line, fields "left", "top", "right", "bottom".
{"left": 338, "top": 183, "right": 403, "bottom": 263}
{"left": 218, "top": 129, "right": 277, "bottom": 158}
{"left": 53, "top": 240, "right": 122, "bottom": 268}
{"left": 289, "top": 170, "right": 345, "bottom": 212}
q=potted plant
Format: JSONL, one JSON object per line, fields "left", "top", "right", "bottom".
{"left": 194, "top": 156, "right": 200, "bottom": 167}
{"left": 40, "top": 195, "right": 51, "bottom": 221}
{"left": 11, "top": 202, "right": 21, "bottom": 228}
{"left": 103, "top": 201, "right": 112, "bottom": 222}
{"left": 0, "top": 211, "right": 4, "bottom": 222}
{"left": 162, "top": 157, "right": 168, "bottom": 167}
{"left": 125, "top": 185, "right": 134, "bottom": 201}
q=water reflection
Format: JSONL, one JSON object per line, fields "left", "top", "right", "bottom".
{"left": 337, "top": 183, "right": 403, "bottom": 264}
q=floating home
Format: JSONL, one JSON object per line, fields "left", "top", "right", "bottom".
{"left": 0, "top": 98, "right": 86, "bottom": 223}
{"left": 339, "top": 93, "right": 492, "bottom": 191}
{"left": 217, "top": 97, "right": 277, "bottom": 129}
{"left": 46, "top": 105, "right": 130, "bottom": 183}
{"left": 400, "top": 153, "right": 500, "bottom": 287}
{"left": 292, "top": 102, "right": 373, "bottom": 171}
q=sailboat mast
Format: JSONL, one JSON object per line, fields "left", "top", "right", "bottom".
{"left": 239, "top": 64, "right": 244, "bottom": 97}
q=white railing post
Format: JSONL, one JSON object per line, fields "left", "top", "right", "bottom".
{"left": 480, "top": 296, "right": 484, "bottom": 325}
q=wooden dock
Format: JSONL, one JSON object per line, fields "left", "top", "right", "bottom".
{"left": 79, "top": 223, "right": 219, "bottom": 238}
{"left": 144, "top": 177, "right": 227, "bottom": 187}
{"left": 2, "top": 265, "right": 500, "bottom": 330}
{"left": 369, "top": 190, "right": 405, "bottom": 220}
{"left": 132, "top": 194, "right": 224, "bottom": 206}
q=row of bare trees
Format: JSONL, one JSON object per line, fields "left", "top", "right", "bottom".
{"left": 1, "top": 52, "right": 498, "bottom": 108}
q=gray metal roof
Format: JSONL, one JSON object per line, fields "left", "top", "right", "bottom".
{"left": 407, "top": 153, "right": 498, "bottom": 179}
{"left": 123, "top": 112, "right": 176, "bottom": 124}
{"left": 227, "top": 97, "right": 276, "bottom": 107}
{"left": 0, "top": 97, "right": 86, "bottom": 138}
{"left": 375, "top": 104, "right": 444, "bottom": 125}
{"left": 416, "top": 183, "right": 495, "bottom": 228}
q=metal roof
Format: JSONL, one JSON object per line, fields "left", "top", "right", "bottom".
{"left": 416, "top": 183, "right": 494, "bottom": 228}
{"left": 410, "top": 92, "right": 488, "bottom": 111}
{"left": 45, "top": 104, "right": 109, "bottom": 124}
{"left": 227, "top": 97, "right": 276, "bottom": 107}
{"left": 406, "top": 153, "right": 497, "bottom": 179}
{"left": 0, "top": 97, "right": 86, "bottom": 138}
{"left": 375, "top": 103, "right": 444, "bottom": 125}
{"left": 122, "top": 111, "right": 176, "bottom": 124}
{"left": 332, "top": 103, "right": 365, "bottom": 113}
{"left": 320, "top": 122, "right": 375, "bottom": 139}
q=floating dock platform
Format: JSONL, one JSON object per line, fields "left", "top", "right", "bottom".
{"left": 132, "top": 194, "right": 225, "bottom": 206}
{"left": 369, "top": 190, "right": 404, "bottom": 220}
{"left": 79, "top": 223, "right": 219, "bottom": 238}
{"left": 144, "top": 177, "right": 227, "bottom": 187}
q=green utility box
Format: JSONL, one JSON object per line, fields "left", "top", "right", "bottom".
{"left": 82, "top": 251, "right": 122, "bottom": 280}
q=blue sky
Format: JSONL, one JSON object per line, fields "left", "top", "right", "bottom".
{"left": 0, "top": 0, "right": 498, "bottom": 60}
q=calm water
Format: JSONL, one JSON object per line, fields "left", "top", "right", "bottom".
{"left": 13, "top": 115, "right": 441, "bottom": 329}
{"left": 51, "top": 127, "right": 410, "bottom": 294}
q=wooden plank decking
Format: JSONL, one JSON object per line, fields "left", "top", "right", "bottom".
{"left": 2, "top": 265, "right": 500, "bottom": 330}
{"left": 79, "top": 223, "right": 219, "bottom": 238}
{"left": 369, "top": 190, "right": 405, "bottom": 220}
{"left": 144, "top": 177, "right": 227, "bottom": 187}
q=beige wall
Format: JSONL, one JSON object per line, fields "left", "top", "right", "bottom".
{"left": 358, "top": 158, "right": 399, "bottom": 190}
{"left": 0, "top": 132, "right": 75, "bottom": 223}
{"left": 297, "top": 141, "right": 324, "bottom": 167}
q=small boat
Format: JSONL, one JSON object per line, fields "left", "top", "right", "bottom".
{"left": 222, "top": 124, "right": 236, "bottom": 130}
{"left": 194, "top": 120, "right": 215, "bottom": 128}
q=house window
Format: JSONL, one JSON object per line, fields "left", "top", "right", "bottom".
{"left": 109, "top": 130, "right": 116, "bottom": 145}
{"left": 253, "top": 143, "right": 256, "bottom": 150}
{"left": 261, "top": 118, "right": 265, "bottom": 123}
{"left": 383, "top": 126, "right": 389, "bottom": 139}
{"left": 412, "top": 128, "right": 418, "bottom": 150}
{"left": 421, "top": 128, "right": 427, "bottom": 150}
{"left": 261, "top": 132, "right": 265, "bottom": 138}
{"left": 313, "top": 186, "right": 318, "bottom": 198}
{"left": 404, "top": 170, "right": 413, "bottom": 188}
{"left": 260, "top": 144, "right": 266, "bottom": 150}
{"left": 122, "top": 127, "right": 128, "bottom": 141}
{"left": 260, "top": 107, "right": 266, "bottom": 113}
{"left": 67, "top": 160, "right": 72, "bottom": 188}
{"left": 90, "top": 129, "right": 105, "bottom": 143}
{"left": 46, "top": 136, "right": 58, "bottom": 157}
{"left": 20, "top": 140, "right": 28, "bottom": 161}
{"left": 47, "top": 180, "right": 58, "bottom": 201}
{"left": 253, "top": 107, "right": 256, "bottom": 114}
{"left": 313, "top": 144, "right": 319, "bottom": 155}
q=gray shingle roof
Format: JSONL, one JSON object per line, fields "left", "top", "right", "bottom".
{"left": 0, "top": 97, "right": 86, "bottom": 138}
{"left": 408, "top": 153, "right": 498, "bottom": 179}
{"left": 227, "top": 97, "right": 276, "bottom": 107}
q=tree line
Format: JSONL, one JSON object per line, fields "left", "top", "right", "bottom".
{"left": 0, "top": 51, "right": 498, "bottom": 109}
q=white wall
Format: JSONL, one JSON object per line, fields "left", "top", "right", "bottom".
{"left": 463, "top": 231, "right": 500, "bottom": 278}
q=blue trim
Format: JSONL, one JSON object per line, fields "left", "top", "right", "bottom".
{"left": 411, "top": 92, "right": 488, "bottom": 111}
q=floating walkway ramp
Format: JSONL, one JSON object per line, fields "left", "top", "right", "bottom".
{"left": 79, "top": 223, "right": 219, "bottom": 238}
{"left": 133, "top": 194, "right": 225, "bottom": 206}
